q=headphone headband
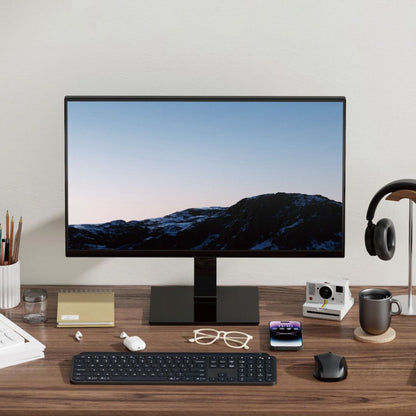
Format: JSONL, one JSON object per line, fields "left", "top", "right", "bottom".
{"left": 366, "top": 179, "right": 416, "bottom": 222}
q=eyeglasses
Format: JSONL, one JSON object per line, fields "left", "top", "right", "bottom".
{"left": 189, "top": 328, "right": 253, "bottom": 350}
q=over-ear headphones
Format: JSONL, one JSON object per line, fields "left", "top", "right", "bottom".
{"left": 365, "top": 179, "right": 416, "bottom": 260}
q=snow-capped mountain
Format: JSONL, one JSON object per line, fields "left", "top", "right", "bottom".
{"left": 68, "top": 192, "right": 343, "bottom": 251}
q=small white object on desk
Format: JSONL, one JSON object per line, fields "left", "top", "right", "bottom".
{"left": 75, "top": 331, "right": 83, "bottom": 342}
{"left": 120, "top": 332, "right": 146, "bottom": 351}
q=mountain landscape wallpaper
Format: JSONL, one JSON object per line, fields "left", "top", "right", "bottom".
{"left": 68, "top": 192, "right": 342, "bottom": 251}
{"left": 66, "top": 99, "right": 344, "bottom": 252}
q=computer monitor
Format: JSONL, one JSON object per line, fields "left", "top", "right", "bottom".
{"left": 65, "top": 96, "right": 345, "bottom": 325}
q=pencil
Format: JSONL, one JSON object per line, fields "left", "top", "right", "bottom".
{"left": 12, "top": 217, "right": 22, "bottom": 263}
{"left": 5, "top": 211, "right": 9, "bottom": 240}
{"left": 9, "top": 217, "right": 14, "bottom": 264}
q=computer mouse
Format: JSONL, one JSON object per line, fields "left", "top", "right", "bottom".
{"left": 120, "top": 332, "right": 146, "bottom": 351}
{"left": 313, "top": 352, "right": 347, "bottom": 382}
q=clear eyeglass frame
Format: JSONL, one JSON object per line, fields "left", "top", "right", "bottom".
{"left": 189, "top": 328, "right": 253, "bottom": 350}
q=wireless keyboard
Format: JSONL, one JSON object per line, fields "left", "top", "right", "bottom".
{"left": 71, "top": 352, "right": 276, "bottom": 385}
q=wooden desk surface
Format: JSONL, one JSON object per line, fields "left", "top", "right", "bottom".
{"left": 0, "top": 285, "right": 415, "bottom": 416}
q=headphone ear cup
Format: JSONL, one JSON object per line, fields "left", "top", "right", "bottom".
{"left": 365, "top": 223, "right": 376, "bottom": 256}
{"left": 373, "top": 218, "right": 396, "bottom": 260}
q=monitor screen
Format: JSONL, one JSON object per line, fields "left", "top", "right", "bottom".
{"left": 65, "top": 97, "right": 345, "bottom": 259}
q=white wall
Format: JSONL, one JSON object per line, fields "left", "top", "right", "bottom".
{"left": 1, "top": 0, "right": 415, "bottom": 286}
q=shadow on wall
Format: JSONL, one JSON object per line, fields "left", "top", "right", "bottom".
{"left": 20, "top": 215, "right": 102, "bottom": 284}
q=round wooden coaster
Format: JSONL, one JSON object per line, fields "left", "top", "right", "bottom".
{"left": 353, "top": 327, "right": 396, "bottom": 343}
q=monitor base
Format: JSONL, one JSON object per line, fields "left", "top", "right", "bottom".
{"left": 149, "top": 286, "right": 259, "bottom": 325}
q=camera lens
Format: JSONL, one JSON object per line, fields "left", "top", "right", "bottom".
{"left": 319, "top": 285, "right": 332, "bottom": 299}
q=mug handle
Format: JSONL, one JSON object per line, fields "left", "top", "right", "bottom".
{"left": 391, "top": 298, "right": 402, "bottom": 316}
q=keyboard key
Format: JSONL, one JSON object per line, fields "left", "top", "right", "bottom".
{"left": 0, "top": 324, "right": 25, "bottom": 350}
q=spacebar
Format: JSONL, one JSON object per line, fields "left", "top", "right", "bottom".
{"left": 111, "top": 376, "right": 168, "bottom": 382}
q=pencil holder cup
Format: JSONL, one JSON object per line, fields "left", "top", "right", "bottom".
{"left": 0, "top": 261, "right": 21, "bottom": 309}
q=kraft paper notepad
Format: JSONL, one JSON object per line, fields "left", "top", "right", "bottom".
{"left": 56, "top": 291, "right": 115, "bottom": 327}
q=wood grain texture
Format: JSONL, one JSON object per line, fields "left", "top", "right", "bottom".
{"left": 0, "top": 285, "right": 415, "bottom": 416}
{"left": 386, "top": 189, "right": 416, "bottom": 204}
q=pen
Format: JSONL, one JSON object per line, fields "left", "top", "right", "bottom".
{"left": 4, "top": 239, "right": 9, "bottom": 265}
{"left": 0, "top": 239, "right": 5, "bottom": 266}
{"left": 9, "top": 217, "right": 14, "bottom": 264}
{"left": 0, "top": 224, "right": 2, "bottom": 242}
{"left": 5, "top": 211, "right": 9, "bottom": 240}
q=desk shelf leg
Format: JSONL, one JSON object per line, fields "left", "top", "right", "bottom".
{"left": 395, "top": 200, "right": 416, "bottom": 315}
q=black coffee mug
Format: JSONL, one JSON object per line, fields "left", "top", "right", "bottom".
{"left": 359, "top": 288, "right": 402, "bottom": 335}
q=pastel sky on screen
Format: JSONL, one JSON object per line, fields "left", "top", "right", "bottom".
{"left": 67, "top": 100, "right": 344, "bottom": 224}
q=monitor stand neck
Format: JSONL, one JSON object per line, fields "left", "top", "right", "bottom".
{"left": 149, "top": 257, "right": 259, "bottom": 325}
{"left": 194, "top": 257, "right": 217, "bottom": 322}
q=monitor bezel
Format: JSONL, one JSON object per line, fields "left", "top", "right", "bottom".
{"left": 65, "top": 96, "right": 346, "bottom": 258}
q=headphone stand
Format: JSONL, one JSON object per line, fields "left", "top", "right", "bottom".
{"left": 386, "top": 191, "right": 416, "bottom": 315}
